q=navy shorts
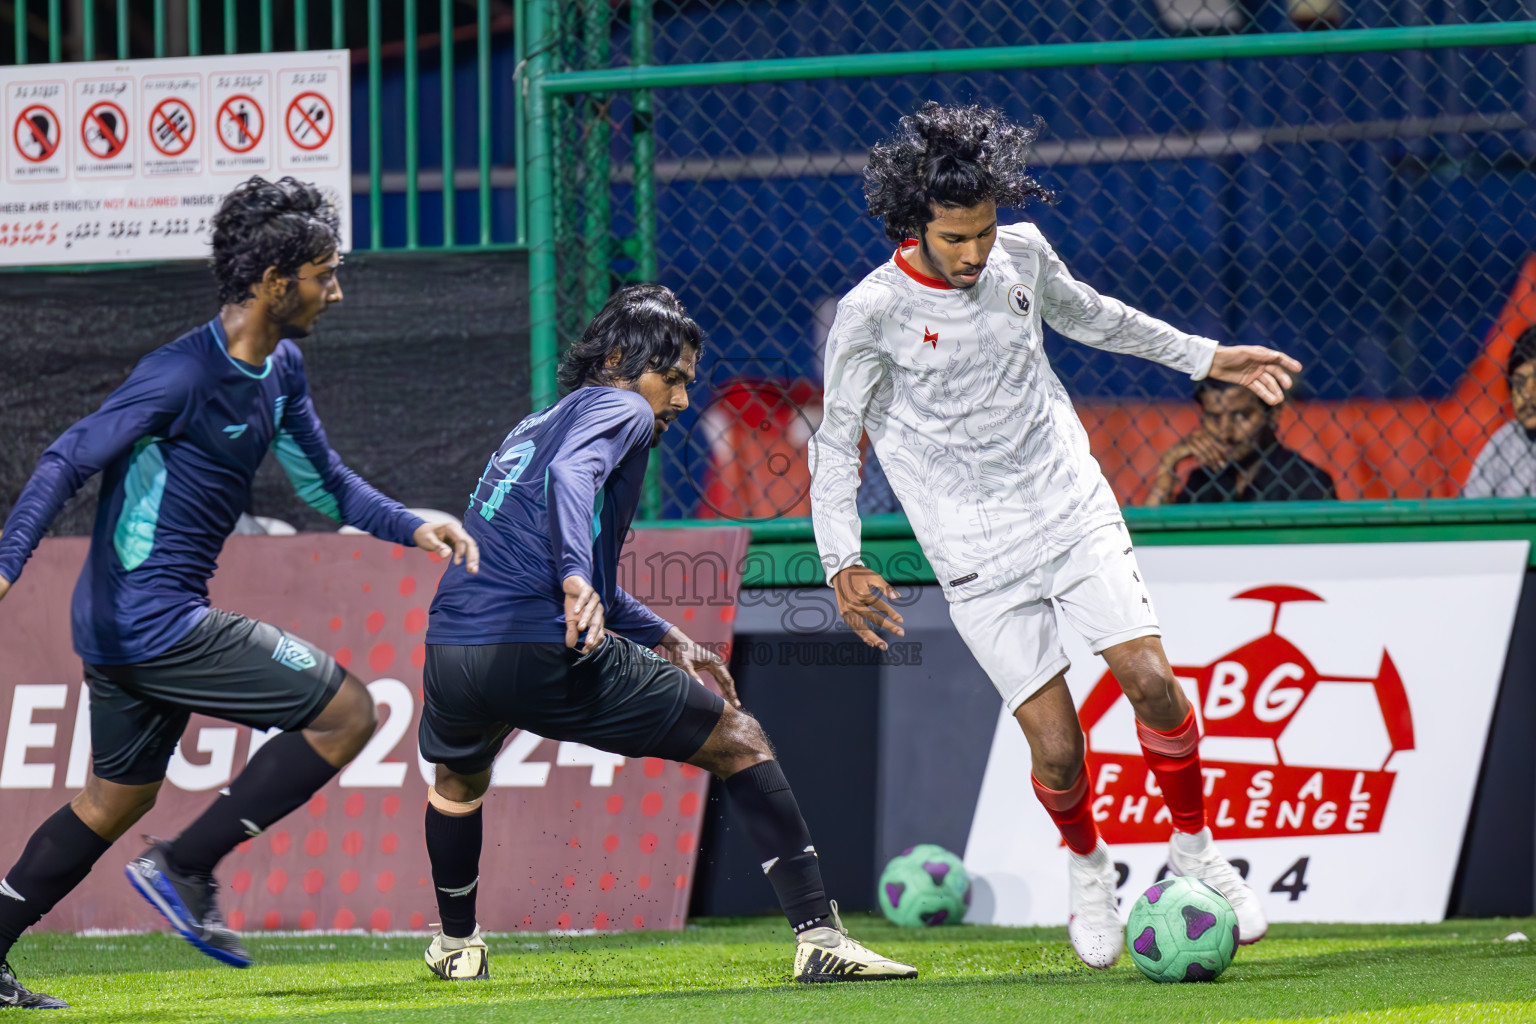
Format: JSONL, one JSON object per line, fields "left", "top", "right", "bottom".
{"left": 419, "top": 635, "right": 725, "bottom": 776}
{"left": 84, "top": 608, "right": 345, "bottom": 785}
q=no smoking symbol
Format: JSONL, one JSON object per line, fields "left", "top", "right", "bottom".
{"left": 13, "top": 104, "right": 60, "bottom": 163}
{"left": 285, "top": 92, "right": 333, "bottom": 150}
{"left": 218, "top": 94, "right": 263, "bottom": 153}
{"left": 149, "top": 97, "right": 195, "bottom": 157}
{"left": 81, "top": 101, "right": 128, "bottom": 160}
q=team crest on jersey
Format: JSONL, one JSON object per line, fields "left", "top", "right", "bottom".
{"left": 1007, "top": 283, "right": 1033, "bottom": 316}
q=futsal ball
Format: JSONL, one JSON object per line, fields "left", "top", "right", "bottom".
{"left": 1126, "top": 876, "right": 1239, "bottom": 982}
{"left": 877, "top": 844, "right": 970, "bottom": 926}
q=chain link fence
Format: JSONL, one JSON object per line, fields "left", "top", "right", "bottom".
{"left": 548, "top": 2, "right": 1536, "bottom": 520}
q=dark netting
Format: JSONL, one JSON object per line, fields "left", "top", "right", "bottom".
{"left": 0, "top": 251, "right": 529, "bottom": 536}
{"left": 549, "top": 1, "right": 1536, "bottom": 518}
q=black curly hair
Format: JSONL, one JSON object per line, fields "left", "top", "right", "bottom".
{"left": 1509, "top": 323, "right": 1536, "bottom": 381}
{"left": 863, "top": 102, "right": 1054, "bottom": 241}
{"left": 210, "top": 176, "right": 341, "bottom": 305}
{"left": 556, "top": 284, "right": 704, "bottom": 393}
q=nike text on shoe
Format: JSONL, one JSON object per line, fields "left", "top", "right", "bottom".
{"left": 1168, "top": 827, "right": 1269, "bottom": 945}
{"left": 125, "top": 841, "right": 252, "bottom": 968}
{"left": 1067, "top": 840, "right": 1124, "bottom": 969}
{"left": 793, "top": 901, "right": 917, "bottom": 982}
{"left": 0, "top": 960, "right": 68, "bottom": 1009}
{"left": 425, "top": 928, "right": 490, "bottom": 981}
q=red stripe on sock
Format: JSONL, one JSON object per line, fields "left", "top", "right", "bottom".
{"left": 1136, "top": 709, "right": 1205, "bottom": 833}
{"left": 1031, "top": 769, "right": 1100, "bottom": 856}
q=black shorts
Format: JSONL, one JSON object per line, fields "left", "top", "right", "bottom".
{"left": 84, "top": 608, "right": 345, "bottom": 785}
{"left": 419, "top": 635, "right": 725, "bottom": 776}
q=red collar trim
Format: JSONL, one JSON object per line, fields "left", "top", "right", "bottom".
{"left": 893, "top": 239, "right": 953, "bottom": 290}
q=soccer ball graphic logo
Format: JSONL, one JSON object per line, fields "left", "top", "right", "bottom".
{"left": 1080, "top": 585, "right": 1415, "bottom": 845}
{"left": 878, "top": 844, "right": 970, "bottom": 927}
{"left": 1126, "top": 876, "right": 1239, "bottom": 982}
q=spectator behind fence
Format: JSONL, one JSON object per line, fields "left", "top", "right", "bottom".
{"left": 1463, "top": 326, "right": 1536, "bottom": 498}
{"left": 1146, "top": 379, "right": 1336, "bottom": 505}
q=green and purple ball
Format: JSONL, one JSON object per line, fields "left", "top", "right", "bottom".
{"left": 1126, "top": 875, "right": 1240, "bottom": 982}
{"left": 877, "top": 844, "right": 971, "bottom": 927}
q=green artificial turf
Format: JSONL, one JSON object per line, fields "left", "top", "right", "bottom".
{"left": 9, "top": 916, "right": 1533, "bottom": 1023}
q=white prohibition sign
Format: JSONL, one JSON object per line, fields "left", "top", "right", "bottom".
{"left": 148, "top": 97, "right": 195, "bottom": 157}
{"left": 13, "top": 104, "right": 60, "bottom": 162}
{"left": 81, "top": 100, "right": 128, "bottom": 159}
{"left": 218, "top": 94, "right": 264, "bottom": 153}
{"left": 285, "top": 91, "right": 333, "bottom": 150}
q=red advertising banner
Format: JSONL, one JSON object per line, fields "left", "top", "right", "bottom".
{"left": 0, "top": 527, "right": 748, "bottom": 934}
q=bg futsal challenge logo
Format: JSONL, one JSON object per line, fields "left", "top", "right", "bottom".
{"left": 1080, "top": 586, "right": 1414, "bottom": 844}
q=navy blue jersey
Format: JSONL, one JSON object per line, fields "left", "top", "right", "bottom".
{"left": 0, "top": 318, "right": 424, "bottom": 664}
{"left": 427, "top": 386, "right": 671, "bottom": 647}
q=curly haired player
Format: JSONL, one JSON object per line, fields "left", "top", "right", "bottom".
{"left": 0, "top": 176, "right": 476, "bottom": 1008}
{"left": 809, "top": 103, "right": 1293, "bottom": 967}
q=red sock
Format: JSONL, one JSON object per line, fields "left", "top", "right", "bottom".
{"left": 1137, "top": 708, "right": 1206, "bottom": 833}
{"left": 1031, "top": 768, "right": 1100, "bottom": 856}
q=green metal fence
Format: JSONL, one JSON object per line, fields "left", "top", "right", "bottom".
{"left": 524, "top": 2, "right": 1536, "bottom": 538}
{"left": 5, "top": 0, "right": 521, "bottom": 253}
{"left": 9, "top": 2, "right": 1536, "bottom": 564}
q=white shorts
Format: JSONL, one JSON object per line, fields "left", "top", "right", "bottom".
{"left": 948, "top": 522, "right": 1160, "bottom": 713}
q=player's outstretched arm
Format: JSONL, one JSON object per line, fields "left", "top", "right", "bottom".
{"left": 831, "top": 565, "right": 905, "bottom": 650}
{"left": 1207, "top": 345, "right": 1303, "bottom": 406}
{"left": 271, "top": 386, "right": 427, "bottom": 546}
{"left": 0, "top": 357, "right": 192, "bottom": 593}
{"left": 659, "top": 625, "right": 739, "bottom": 707}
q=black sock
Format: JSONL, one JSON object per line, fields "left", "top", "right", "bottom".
{"left": 169, "top": 731, "right": 339, "bottom": 877}
{"left": 722, "top": 760, "right": 832, "bottom": 933}
{"left": 0, "top": 805, "right": 111, "bottom": 962}
{"left": 425, "top": 804, "right": 482, "bottom": 939}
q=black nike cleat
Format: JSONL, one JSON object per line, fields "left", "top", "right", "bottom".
{"left": 0, "top": 961, "right": 67, "bottom": 1009}
{"left": 125, "top": 841, "right": 252, "bottom": 968}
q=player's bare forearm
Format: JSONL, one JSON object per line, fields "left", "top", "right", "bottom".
{"left": 1208, "top": 345, "right": 1303, "bottom": 405}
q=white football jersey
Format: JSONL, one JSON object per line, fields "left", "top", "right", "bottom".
{"left": 808, "top": 222, "right": 1218, "bottom": 600}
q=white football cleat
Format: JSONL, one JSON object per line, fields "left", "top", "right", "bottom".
{"left": 1168, "top": 827, "right": 1268, "bottom": 945}
{"left": 424, "top": 926, "right": 490, "bottom": 980}
{"left": 1067, "top": 840, "right": 1124, "bottom": 969}
{"left": 794, "top": 901, "right": 918, "bottom": 982}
